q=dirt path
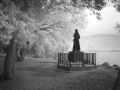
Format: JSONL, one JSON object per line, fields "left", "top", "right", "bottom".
{"left": 0, "top": 57, "right": 118, "bottom": 90}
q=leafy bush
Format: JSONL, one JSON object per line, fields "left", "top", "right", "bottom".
{"left": 97, "top": 62, "right": 120, "bottom": 70}
{"left": 112, "top": 64, "right": 119, "bottom": 70}
{"left": 97, "top": 62, "right": 110, "bottom": 69}
{"left": 31, "top": 44, "right": 45, "bottom": 58}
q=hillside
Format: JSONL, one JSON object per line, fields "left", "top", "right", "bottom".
{"left": 80, "top": 34, "right": 120, "bottom": 52}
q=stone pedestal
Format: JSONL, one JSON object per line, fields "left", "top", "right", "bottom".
{"left": 68, "top": 51, "right": 84, "bottom": 63}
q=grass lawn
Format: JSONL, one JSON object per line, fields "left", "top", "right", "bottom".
{"left": 0, "top": 54, "right": 118, "bottom": 90}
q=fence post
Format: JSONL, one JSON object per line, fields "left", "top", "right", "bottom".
{"left": 92, "top": 53, "right": 93, "bottom": 64}
{"left": 62, "top": 53, "right": 63, "bottom": 63}
{"left": 94, "top": 53, "right": 96, "bottom": 67}
{"left": 70, "top": 61, "right": 71, "bottom": 67}
{"left": 82, "top": 53, "right": 84, "bottom": 67}
{"left": 58, "top": 53, "right": 60, "bottom": 66}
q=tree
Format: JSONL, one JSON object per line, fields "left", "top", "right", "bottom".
{"left": 0, "top": 1, "right": 38, "bottom": 80}
{"left": 0, "top": 1, "right": 20, "bottom": 80}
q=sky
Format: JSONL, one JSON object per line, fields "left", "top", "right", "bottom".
{"left": 81, "top": 3, "right": 120, "bottom": 36}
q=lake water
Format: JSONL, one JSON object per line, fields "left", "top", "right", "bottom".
{"left": 96, "top": 52, "right": 120, "bottom": 66}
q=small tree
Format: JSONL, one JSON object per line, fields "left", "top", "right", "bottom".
{"left": 0, "top": 1, "right": 38, "bottom": 80}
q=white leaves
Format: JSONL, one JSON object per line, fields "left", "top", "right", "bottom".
{"left": 0, "top": 0, "right": 88, "bottom": 47}
{"left": 0, "top": 1, "right": 37, "bottom": 45}
{"left": 0, "top": 33, "right": 12, "bottom": 44}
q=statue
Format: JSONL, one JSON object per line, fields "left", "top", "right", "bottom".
{"left": 68, "top": 29, "right": 83, "bottom": 63}
{"left": 73, "top": 29, "right": 80, "bottom": 51}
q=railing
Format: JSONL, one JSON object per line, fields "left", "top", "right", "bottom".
{"left": 58, "top": 52, "right": 96, "bottom": 67}
{"left": 83, "top": 53, "right": 96, "bottom": 65}
{"left": 58, "top": 53, "right": 68, "bottom": 65}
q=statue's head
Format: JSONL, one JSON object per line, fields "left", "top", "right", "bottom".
{"left": 75, "top": 29, "right": 78, "bottom": 33}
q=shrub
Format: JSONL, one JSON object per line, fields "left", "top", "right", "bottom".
{"left": 32, "top": 45, "right": 45, "bottom": 58}
{"left": 112, "top": 64, "right": 119, "bottom": 70}
{"left": 98, "top": 62, "right": 110, "bottom": 69}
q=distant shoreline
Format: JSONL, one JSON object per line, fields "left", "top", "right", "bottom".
{"left": 83, "top": 50, "right": 120, "bottom": 53}
{"left": 99, "top": 51, "right": 120, "bottom": 52}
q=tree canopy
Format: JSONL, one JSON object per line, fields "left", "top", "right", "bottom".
{"left": 0, "top": 0, "right": 88, "bottom": 58}
{"left": 0, "top": 0, "right": 119, "bottom": 58}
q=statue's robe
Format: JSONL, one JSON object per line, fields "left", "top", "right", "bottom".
{"left": 73, "top": 32, "right": 80, "bottom": 51}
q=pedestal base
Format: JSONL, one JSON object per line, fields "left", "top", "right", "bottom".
{"left": 68, "top": 51, "right": 84, "bottom": 63}
{"left": 57, "top": 65, "right": 96, "bottom": 71}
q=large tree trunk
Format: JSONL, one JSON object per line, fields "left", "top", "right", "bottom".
{"left": 18, "top": 48, "right": 27, "bottom": 62}
{"left": 2, "top": 38, "right": 16, "bottom": 80}
{"left": 112, "top": 69, "right": 120, "bottom": 90}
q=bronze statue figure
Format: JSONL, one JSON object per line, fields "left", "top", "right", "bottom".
{"left": 73, "top": 29, "right": 80, "bottom": 51}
